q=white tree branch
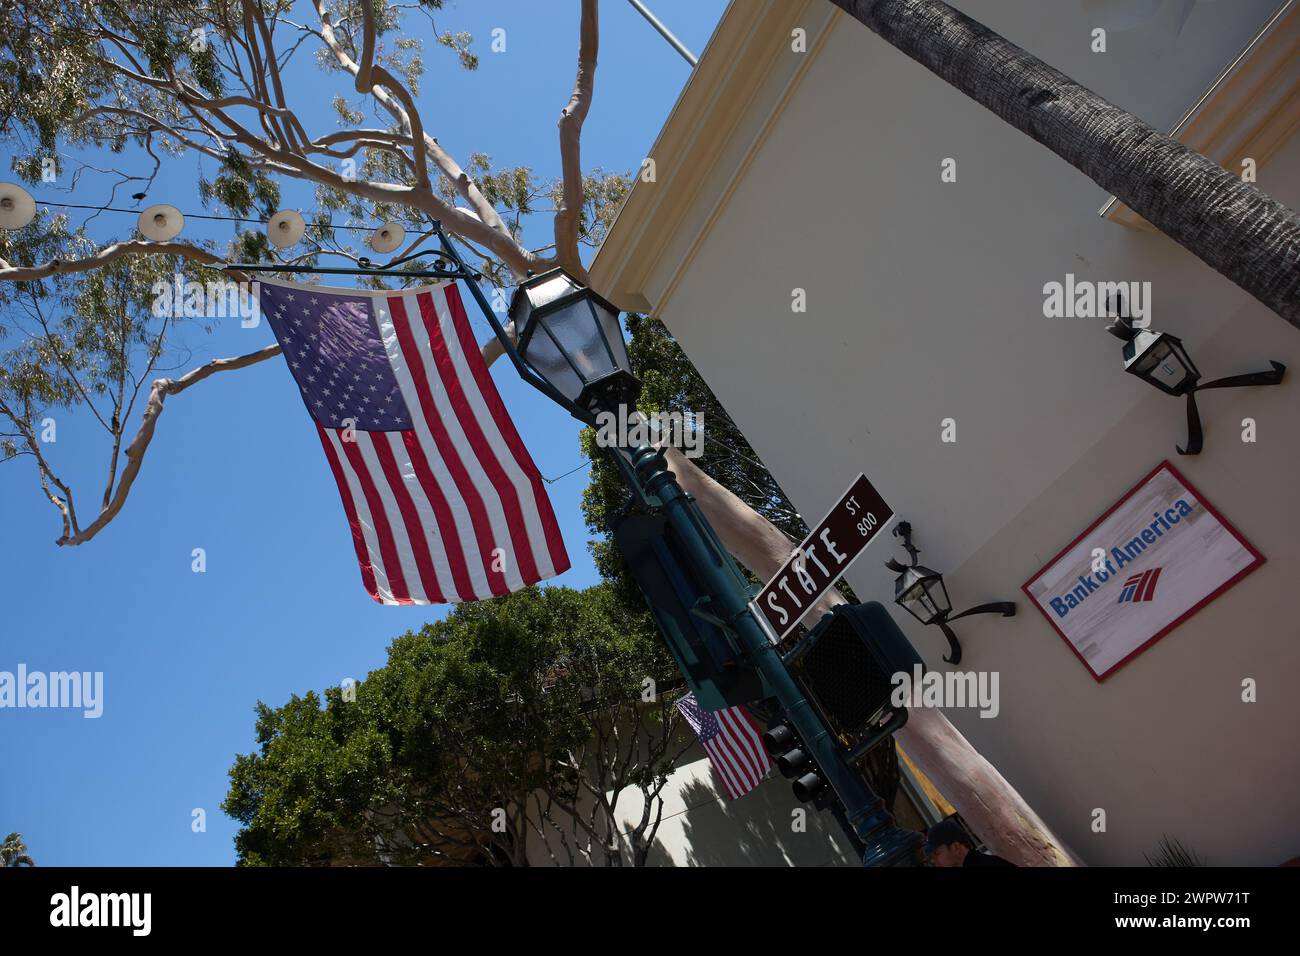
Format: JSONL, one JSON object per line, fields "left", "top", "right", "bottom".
{"left": 310, "top": 2, "right": 523, "bottom": 259}
{"left": 0, "top": 241, "right": 228, "bottom": 284}
{"left": 57, "top": 343, "right": 283, "bottom": 547}
{"left": 554, "top": 0, "right": 599, "bottom": 280}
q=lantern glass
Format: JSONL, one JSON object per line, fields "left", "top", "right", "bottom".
{"left": 1125, "top": 330, "right": 1199, "bottom": 396}
{"left": 511, "top": 269, "right": 633, "bottom": 409}
{"left": 519, "top": 317, "right": 584, "bottom": 404}
{"left": 896, "top": 566, "right": 951, "bottom": 625}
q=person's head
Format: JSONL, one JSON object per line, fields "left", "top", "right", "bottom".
{"left": 923, "top": 819, "right": 973, "bottom": 867}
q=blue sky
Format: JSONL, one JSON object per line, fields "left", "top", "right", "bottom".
{"left": 0, "top": 0, "right": 727, "bottom": 866}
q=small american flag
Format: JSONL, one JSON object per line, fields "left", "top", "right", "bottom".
{"left": 675, "top": 693, "right": 770, "bottom": 799}
{"left": 261, "top": 277, "right": 570, "bottom": 604}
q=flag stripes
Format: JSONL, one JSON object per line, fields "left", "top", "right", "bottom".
{"left": 676, "top": 693, "right": 771, "bottom": 800}
{"left": 264, "top": 277, "right": 569, "bottom": 605}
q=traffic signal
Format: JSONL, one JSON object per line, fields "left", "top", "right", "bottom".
{"left": 613, "top": 510, "right": 763, "bottom": 711}
{"left": 762, "top": 721, "right": 826, "bottom": 803}
{"left": 783, "top": 602, "right": 922, "bottom": 761}
{"left": 762, "top": 603, "right": 922, "bottom": 807}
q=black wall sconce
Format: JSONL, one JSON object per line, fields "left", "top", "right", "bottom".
{"left": 884, "top": 521, "right": 1016, "bottom": 666}
{"left": 1105, "top": 300, "right": 1285, "bottom": 456}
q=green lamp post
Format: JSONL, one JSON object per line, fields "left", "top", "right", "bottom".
{"left": 491, "top": 265, "right": 921, "bottom": 867}
{"left": 218, "top": 221, "right": 923, "bottom": 865}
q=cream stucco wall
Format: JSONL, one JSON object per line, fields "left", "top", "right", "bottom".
{"left": 605, "top": 1, "right": 1299, "bottom": 864}
{"left": 523, "top": 732, "right": 861, "bottom": 866}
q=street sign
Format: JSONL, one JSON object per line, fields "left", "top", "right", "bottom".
{"left": 752, "top": 474, "right": 894, "bottom": 643}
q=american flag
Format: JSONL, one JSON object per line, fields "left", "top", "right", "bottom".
{"left": 675, "top": 693, "right": 770, "bottom": 799}
{"left": 260, "top": 277, "right": 570, "bottom": 604}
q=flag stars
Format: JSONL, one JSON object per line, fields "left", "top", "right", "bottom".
{"left": 268, "top": 289, "right": 411, "bottom": 430}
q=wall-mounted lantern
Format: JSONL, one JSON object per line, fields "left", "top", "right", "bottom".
{"left": 884, "top": 521, "right": 1016, "bottom": 666}
{"left": 1105, "top": 306, "right": 1284, "bottom": 456}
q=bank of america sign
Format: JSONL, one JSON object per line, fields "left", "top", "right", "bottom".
{"left": 1023, "top": 462, "right": 1263, "bottom": 682}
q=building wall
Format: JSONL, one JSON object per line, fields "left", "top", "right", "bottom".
{"left": 522, "top": 730, "right": 862, "bottom": 866}
{"left": 623, "top": 1, "right": 1299, "bottom": 864}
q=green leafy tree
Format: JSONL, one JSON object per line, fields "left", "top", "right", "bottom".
{"left": 224, "top": 584, "right": 689, "bottom": 866}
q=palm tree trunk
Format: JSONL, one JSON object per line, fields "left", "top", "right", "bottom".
{"left": 828, "top": 0, "right": 1300, "bottom": 324}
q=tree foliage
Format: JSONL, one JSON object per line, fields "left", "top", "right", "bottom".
{"left": 0, "top": 211, "right": 214, "bottom": 538}
{"left": 1, "top": 832, "right": 35, "bottom": 866}
{"left": 223, "top": 584, "right": 687, "bottom": 866}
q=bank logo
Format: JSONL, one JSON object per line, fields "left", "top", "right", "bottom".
{"left": 1118, "top": 567, "right": 1162, "bottom": 604}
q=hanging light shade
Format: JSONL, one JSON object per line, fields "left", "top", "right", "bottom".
{"left": 267, "top": 209, "right": 306, "bottom": 249}
{"left": 138, "top": 204, "right": 184, "bottom": 241}
{"left": 369, "top": 222, "right": 405, "bottom": 254}
{"left": 509, "top": 268, "right": 640, "bottom": 415}
{"left": 0, "top": 182, "right": 36, "bottom": 230}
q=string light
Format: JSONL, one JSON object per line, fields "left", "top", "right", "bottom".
{"left": 32, "top": 198, "right": 382, "bottom": 235}
{"left": 25, "top": 198, "right": 776, "bottom": 489}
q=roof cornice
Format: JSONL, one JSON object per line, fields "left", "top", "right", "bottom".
{"left": 1103, "top": 0, "right": 1300, "bottom": 229}
{"left": 589, "top": 0, "right": 838, "bottom": 312}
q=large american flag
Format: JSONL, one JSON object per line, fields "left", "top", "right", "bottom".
{"left": 675, "top": 693, "right": 771, "bottom": 800}
{"left": 260, "top": 277, "right": 569, "bottom": 604}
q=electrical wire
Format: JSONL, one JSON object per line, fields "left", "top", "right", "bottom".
{"left": 541, "top": 459, "right": 593, "bottom": 485}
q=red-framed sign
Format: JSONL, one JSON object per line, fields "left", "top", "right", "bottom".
{"left": 1022, "top": 460, "right": 1264, "bottom": 682}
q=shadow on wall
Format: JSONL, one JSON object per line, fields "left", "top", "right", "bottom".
{"left": 660, "top": 777, "right": 860, "bottom": 867}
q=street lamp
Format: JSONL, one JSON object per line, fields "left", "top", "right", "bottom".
{"left": 510, "top": 268, "right": 641, "bottom": 417}
{"left": 503, "top": 265, "right": 920, "bottom": 867}
{"left": 885, "top": 521, "right": 1015, "bottom": 666}
{"left": 1105, "top": 311, "right": 1285, "bottom": 455}
{"left": 220, "top": 236, "right": 922, "bottom": 866}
